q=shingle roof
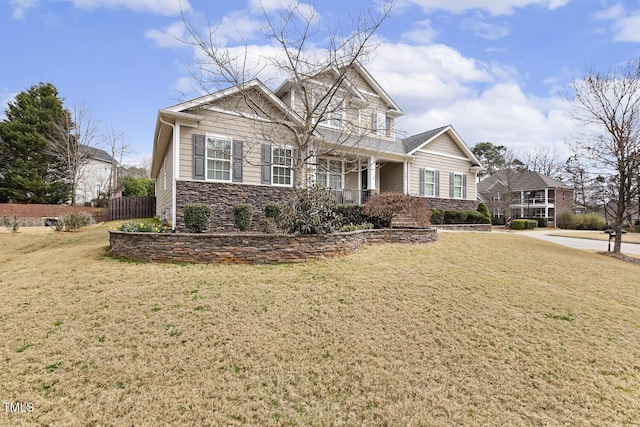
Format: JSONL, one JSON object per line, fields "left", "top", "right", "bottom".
{"left": 478, "top": 169, "right": 573, "bottom": 192}
{"left": 82, "top": 145, "right": 117, "bottom": 164}
{"left": 401, "top": 125, "right": 449, "bottom": 154}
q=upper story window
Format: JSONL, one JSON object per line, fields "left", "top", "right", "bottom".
{"left": 207, "top": 136, "right": 232, "bottom": 181}
{"left": 492, "top": 192, "right": 502, "bottom": 202}
{"left": 316, "top": 158, "right": 343, "bottom": 189}
{"left": 272, "top": 147, "right": 293, "bottom": 186}
{"left": 371, "top": 112, "right": 392, "bottom": 137}
{"left": 314, "top": 95, "right": 343, "bottom": 129}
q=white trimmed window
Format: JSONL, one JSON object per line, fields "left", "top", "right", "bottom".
{"left": 492, "top": 192, "right": 502, "bottom": 202}
{"left": 272, "top": 147, "right": 293, "bottom": 186}
{"left": 314, "top": 95, "right": 343, "bottom": 129}
{"left": 385, "top": 116, "right": 392, "bottom": 137}
{"left": 316, "top": 158, "right": 343, "bottom": 189}
{"left": 493, "top": 209, "right": 503, "bottom": 218}
{"left": 206, "top": 136, "right": 232, "bottom": 181}
{"left": 424, "top": 169, "right": 436, "bottom": 197}
{"left": 453, "top": 173, "right": 464, "bottom": 198}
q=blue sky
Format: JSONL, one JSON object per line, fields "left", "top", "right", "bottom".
{"left": 2, "top": 0, "right": 640, "bottom": 165}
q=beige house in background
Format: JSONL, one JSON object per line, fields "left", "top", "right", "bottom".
{"left": 151, "top": 61, "right": 484, "bottom": 231}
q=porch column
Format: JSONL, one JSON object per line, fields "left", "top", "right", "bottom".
{"left": 368, "top": 157, "right": 377, "bottom": 191}
{"left": 544, "top": 188, "right": 549, "bottom": 219}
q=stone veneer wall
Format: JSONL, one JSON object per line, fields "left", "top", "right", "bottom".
{"left": 175, "top": 181, "right": 293, "bottom": 232}
{"left": 109, "top": 228, "right": 438, "bottom": 264}
{"left": 431, "top": 224, "right": 492, "bottom": 232}
{"left": 424, "top": 198, "right": 479, "bottom": 211}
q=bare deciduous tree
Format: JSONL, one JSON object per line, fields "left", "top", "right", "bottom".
{"left": 101, "top": 127, "right": 130, "bottom": 197}
{"left": 523, "top": 145, "right": 565, "bottom": 180}
{"left": 180, "top": 0, "right": 395, "bottom": 187}
{"left": 569, "top": 59, "right": 640, "bottom": 252}
{"left": 48, "top": 104, "right": 98, "bottom": 204}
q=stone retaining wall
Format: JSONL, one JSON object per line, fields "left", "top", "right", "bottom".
{"left": 109, "top": 228, "right": 438, "bottom": 264}
{"left": 431, "top": 224, "right": 492, "bottom": 232}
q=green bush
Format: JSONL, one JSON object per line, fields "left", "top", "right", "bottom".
{"left": 477, "top": 202, "right": 491, "bottom": 222}
{"left": 576, "top": 212, "right": 606, "bottom": 230}
{"left": 122, "top": 176, "right": 155, "bottom": 197}
{"left": 557, "top": 211, "right": 577, "bottom": 229}
{"left": 492, "top": 217, "right": 505, "bottom": 226}
{"left": 184, "top": 203, "right": 211, "bottom": 233}
{"left": 281, "top": 187, "right": 340, "bottom": 235}
{"left": 466, "top": 211, "right": 488, "bottom": 224}
{"left": 511, "top": 219, "right": 537, "bottom": 230}
{"left": 430, "top": 209, "right": 444, "bottom": 225}
{"left": 525, "top": 217, "right": 548, "bottom": 228}
{"left": 233, "top": 204, "right": 253, "bottom": 231}
{"left": 339, "top": 222, "right": 374, "bottom": 232}
{"left": 264, "top": 203, "right": 283, "bottom": 224}
{"left": 444, "top": 210, "right": 468, "bottom": 224}
{"left": 331, "top": 204, "right": 367, "bottom": 227}
{"left": 58, "top": 212, "right": 92, "bottom": 231}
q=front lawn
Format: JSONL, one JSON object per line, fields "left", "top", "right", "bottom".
{"left": 1, "top": 224, "right": 639, "bottom": 425}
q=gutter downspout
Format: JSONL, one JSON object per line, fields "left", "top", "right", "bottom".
{"left": 158, "top": 115, "right": 178, "bottom": 231}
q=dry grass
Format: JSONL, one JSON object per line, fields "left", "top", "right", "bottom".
{"left": 1, "top": 224, "right": 639, "bottom": 426}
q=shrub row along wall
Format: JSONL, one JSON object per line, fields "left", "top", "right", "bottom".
{"left": 109, "top": 228, "right": 438, "bottom": 264}
{"left": 174, "top": 182, "right": 480, "bottom": 232}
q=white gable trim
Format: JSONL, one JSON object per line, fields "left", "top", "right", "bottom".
{"left": 407, "top": 125, "right": 483, "bottom": 167}
{"left": 417, "top": 149, "right": 472, "bottom": 163}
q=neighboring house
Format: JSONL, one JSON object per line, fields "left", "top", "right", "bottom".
{"left": 76, "top": 145, "right": 117, "bottom": 206}
{"left": 151, "top": 61, "right": 484, "bottom": 231}
{"left": 478, "top": 169, "right": 575, "bottom": 227}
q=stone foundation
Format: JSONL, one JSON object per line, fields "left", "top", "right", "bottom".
{"left": 431, "top": 224, "right": 492, "bottom": 232}
{"left": 109, "top": 228, "right": 438, "bottom": 264}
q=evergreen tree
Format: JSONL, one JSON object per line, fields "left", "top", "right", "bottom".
{"left": 0, "top": 82, "right": 71, "bottom": 203}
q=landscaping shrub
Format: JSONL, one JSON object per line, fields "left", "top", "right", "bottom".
{"left": 477, "top": 202, "right": 491, "bottom": 223}
{"left": 281, "top": 187, "right": 340, "bottom": 235}
{"left": 233, "top": 204, "right": 253, "bottom": 231}
{"left": 430, "top": 209, "right": 444, "bottom": 225}
{"left": 113, "top": 221, "right": 168, "bottom": 233}
{"left": 184, "top": 203, "right": 211, "bottom": 233}
{"left": 364, "top": 193, "right": 430, "bottom": 228}
{"left": 524, "top": 217, "right": 548, "bottom": 228}
{"left": 331, "top": 204, "right": 367, "bottom": 227}
{"left": 492, "top": 217, "right": 505, "bottom": 226}
{"left": 2, "top": 215, "right": 20, "bottom": 233}
{"left": 339, "top": 222, "right": 374, "bottom": 232}
{"left": 576, "top": 212, "right": 606, "bottom": 230}
{"left": 58, "top": 212, "right": 92, "bottom": 232}
{"left": 557, "top": 211, "right": 577, "bottom": 229}
{"left": 466, "top": 211, "right": 488, "bottom": 224}
{"left": 264, "top": 203, "right": 283, "bottom": 224}
{"left": 511, "top": 219, "right": 537, "bottom": 230}
{"left": 444, "top": 210, "right": 468, "bottom": 224}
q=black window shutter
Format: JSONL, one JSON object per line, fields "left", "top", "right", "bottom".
{"left": 261, "top": 144, "right": 272, "bottom": 185}
{"left": 232, "top": 140, "right": 243, "bottom": 183}
{"left": 291, "top": 148, "right": 298, "bottom": 186}
{"left": 419, "top": 168, "right": 425, "bottom": 196}
{"left": 462, "top": 174, "right": 467, "bottom": 199}
{"left": 449, "top": 172, "right": 454, "bottom": 197}
{"left": 193, "top": 134, "right": 205, "bottom": 180}
{"left": 435, "top": 170, "right": 440, "bottom": 196}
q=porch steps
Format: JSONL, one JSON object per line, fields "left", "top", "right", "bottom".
{"left": 392, "top": 212, "right": 421, "bottom": 228}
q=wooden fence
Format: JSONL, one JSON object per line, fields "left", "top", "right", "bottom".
{"left": 108, "top": 197, "right": 156, "bottom": 221}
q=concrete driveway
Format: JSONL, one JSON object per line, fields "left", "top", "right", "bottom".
{"left": 514, "top": 229, "right": 640, "bottom": 256}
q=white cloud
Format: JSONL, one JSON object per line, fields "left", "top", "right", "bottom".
{"left": 461, "top": 14, "right": 510, "bottom": 40}
{"left": 0, "top": 89, "right": 17, "bottom": 121}
{"left": 9, "top": 0, "right": 39, "bottom": 19}
{"left": 401, "top": 19, "right": 437, "bottom": 44}
{"left": 10, "top": 0, "right": 191, "bottom": 18}
{"left": 406, "top": 0, "right": 571, "bottom": 15}
{"left": 145, "top": 21, "right": 189, "bottom": 48}
{"left": 249, "top": 0, "right": 318, "bottom": 20}
{"left": 593, "top": 3, "right": 625, "bottom": 21}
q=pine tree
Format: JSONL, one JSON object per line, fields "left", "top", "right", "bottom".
{"left": 0, "top": 82, "right": 71, "bottom": 203}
